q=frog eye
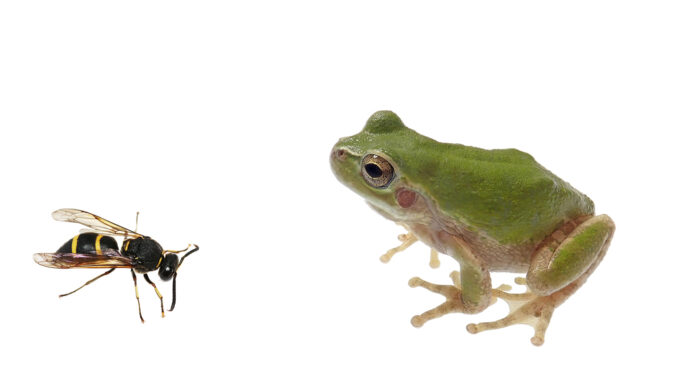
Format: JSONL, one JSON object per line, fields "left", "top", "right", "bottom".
{"left": 361, "top": 154, "right": 394, "bottom": 188}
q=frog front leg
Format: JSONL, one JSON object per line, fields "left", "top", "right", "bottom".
{"left": 379, "top": 229, "right": 441, "bottom": 268}
{"left": 467, "top": 214, "right": 615, "bottom": 345}
{"left": 409, "top": 234, "right": 493, "bottom": 326}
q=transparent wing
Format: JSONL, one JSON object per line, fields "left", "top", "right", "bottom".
{"left": 52, "top": 208, "right": 141, "bottom": 238}
{"left": 33, "top": 249, "right": 133, "bottom": 269}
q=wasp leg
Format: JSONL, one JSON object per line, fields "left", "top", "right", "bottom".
{"left": 143, "top": 274, "right": 165, "bottom": 318}
{"left": 131, "top": 270, "right": 144, "bottom": 323}
{"left": 59, "top": 268, "right": 115, "bottom": 298}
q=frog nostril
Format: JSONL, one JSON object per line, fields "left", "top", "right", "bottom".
{"left": 335, "top": 149, "right": 347, "bottom": 160}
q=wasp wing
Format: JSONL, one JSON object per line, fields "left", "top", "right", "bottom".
{"left": 33, "top": 249, "right": 133, "bottom": 269}
{"left": 52, "top": 208, "right": 141, "bottom": 238}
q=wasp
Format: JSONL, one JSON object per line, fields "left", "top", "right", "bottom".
{"left": 33, "top": 208, "right": 199, "bottom": 322}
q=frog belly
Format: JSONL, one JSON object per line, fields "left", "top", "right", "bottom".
{"left": 403, "top": 221, "right": 534, "bottom": 273}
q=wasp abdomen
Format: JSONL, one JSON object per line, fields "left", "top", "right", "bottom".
{"left": 57, "top": 232, "right": 119, "bottom": 255}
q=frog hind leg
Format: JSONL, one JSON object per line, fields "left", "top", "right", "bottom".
{"left": 466, "top": 214, "right": 615, "bottom": 346}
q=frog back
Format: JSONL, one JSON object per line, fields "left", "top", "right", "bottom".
{"left": 399, "top": 139, "right": 594, "bottom": 244}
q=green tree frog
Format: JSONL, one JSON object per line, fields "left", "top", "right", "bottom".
{"left": 330, "top": 111, "right": 615, "bottom": 346}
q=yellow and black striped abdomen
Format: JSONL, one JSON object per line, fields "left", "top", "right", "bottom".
{"left": 57, "top": 232, "right": 119, "bottom": 255}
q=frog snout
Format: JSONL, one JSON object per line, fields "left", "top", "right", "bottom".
{"left": 330, "top": 147, "right": 350, "bottom": 180}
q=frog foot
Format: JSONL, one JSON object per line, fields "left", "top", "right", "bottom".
{"left": 467, "top": 278, "right": 556, "bottom": 346}
{"left": 379, "top": 231, "right": 440, "bottom": 268}
{"left": 408, "top": 276, "right": 465, "bottom": 327}
{"left": 407, "top": 271, "right": 484, "bottom": 326}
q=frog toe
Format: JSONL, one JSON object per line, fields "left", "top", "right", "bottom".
{"left": 379, "top": 231, "right": 417, "bottom": 263}
{"left": 429, "top": 248, "right": 440, "bottom": 268}
{"left": 408, "top": 277, "right": 460, "bottom": 296}
{"left": 467, "top": 296, "right": 556, "bottom": 346}
{"left": 411, "top": 301, "right": 458, "bottom": 327}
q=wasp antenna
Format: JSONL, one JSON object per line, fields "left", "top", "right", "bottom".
{"left": 177, "top": 244, "right": 199, "bottom": 270}
{"left": 169, "top": 245, "right": 199, "bottom": 312}
{"left": 169, "top": 273, "right": 178, "bottom": 311}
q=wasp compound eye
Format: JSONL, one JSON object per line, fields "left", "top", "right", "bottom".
{"left": 159, "top": 253, "right": 179, "bottom": 281}
{"left": 361, "top": 154, "right": 394, "bottom": 188}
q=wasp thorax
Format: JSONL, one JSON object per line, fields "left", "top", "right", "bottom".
{"left": 124, "top": 236, "right": 164, "bottom": 273}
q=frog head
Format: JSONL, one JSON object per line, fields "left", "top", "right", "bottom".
{"left": 330, "top": 111, "right": 436, "bottom": 222}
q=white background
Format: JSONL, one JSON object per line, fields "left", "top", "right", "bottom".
{"left": 1, "top": 1, "right": 678, "bottom": 382}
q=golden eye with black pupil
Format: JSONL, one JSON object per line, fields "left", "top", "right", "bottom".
{"left": 361, "top": 154, "right": 394, "bottom": 188}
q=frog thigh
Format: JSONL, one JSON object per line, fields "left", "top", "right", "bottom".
{"left": 526, "top": 215, "right": 615, "bottom": 296}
